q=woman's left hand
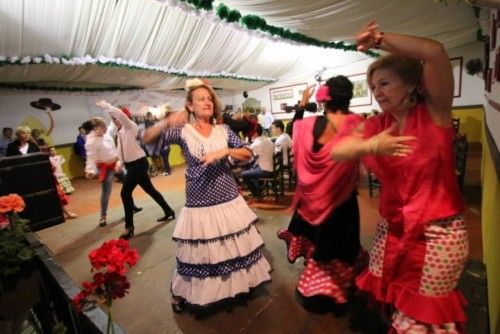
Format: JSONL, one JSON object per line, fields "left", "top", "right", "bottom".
{"left": 201, "top": 148, "right": 229, "bottom": 166}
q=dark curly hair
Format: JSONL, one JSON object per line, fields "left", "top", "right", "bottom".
{"left": 323, "top": 75, "right": 354, "bottom": 114}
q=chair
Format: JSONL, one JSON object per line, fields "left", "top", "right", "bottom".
{"left": 284, "top": 147, "right": 296, "bottom": 191}
{"left": 259, "top": 153, "right": 285, "bottom": 202}
{"left": 452, "top": 117, "right": 460, "bottom": 133}
{"left": 454, "top": 133, "right": 468, "bottom": 192}
{"left": 367, "top": 169, "right": 381, "bottom": 198}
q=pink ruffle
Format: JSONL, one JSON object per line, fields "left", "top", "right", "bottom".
{"left": 356, "top": 270, "right": 386, "bottom": 302}
{"left": 357, "top": 270, "right": 467, "bottom": 325}
{"left": 387, "top": 284, "right": 467, "bottom": 325}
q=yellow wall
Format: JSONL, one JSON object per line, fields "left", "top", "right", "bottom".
{"left": 481, "top": 128, "right": 500, "bottom": 334}
{"left": 452, "top": 105, "right": 484, "bottom": 143}
{"left": 54, "top": 144, "right": 185, "bottom": 180}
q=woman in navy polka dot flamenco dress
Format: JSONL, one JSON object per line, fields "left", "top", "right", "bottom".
{"left": 144, "top": 79, "right": 271, "bottom": 313}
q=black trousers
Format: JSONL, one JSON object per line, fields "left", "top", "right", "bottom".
{"left": 122, "top": 157, "right": 172, "bottom": 229}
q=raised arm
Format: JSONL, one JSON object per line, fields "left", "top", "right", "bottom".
{"left": 96, "top": 100, "right": 136, "bottom": 130}
{"left": 142, "top": 111, "right": 188, "bottom": 144}
{"left": 357, "top": 21, "right": 453, "bottom": 124}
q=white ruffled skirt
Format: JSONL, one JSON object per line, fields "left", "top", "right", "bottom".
{"left": 171, "top": 195, "right": 271, "bottom": 306}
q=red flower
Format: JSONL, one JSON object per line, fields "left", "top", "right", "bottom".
{"left": 0, "top": 194, "right": 25, "bottom": 213}
{"left": 72, "top": 239, "right": 139, "bottom": 313}
{"left": 0, "top": 214, "right": 10, "bottom": 230}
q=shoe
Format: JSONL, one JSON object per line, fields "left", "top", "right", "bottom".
{"left": 99, "top": 216, "right": 107, "bottom": 227}
{"left": 162, "top": 171, "right": 171, "bottom": 176}
{"left": 65, "top": 212, "right": 78, "bottom": 219}
{"left": 133, "top": 206, "right": 143, "bottom": 214}
{"left": 157, "top": 211, "right": 175, "bottom": 222}
{"left": 171, "top": 296, "right": 186, "bottom": 314}
{"left": 119, "top": 228, "right": 135, "bottom": 240}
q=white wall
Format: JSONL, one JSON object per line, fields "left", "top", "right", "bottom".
{"left": 224, "top": 41, "right": 485, "bottom": 121}
{"left": 0, "top": 90, "right": 188, "bottom": 145}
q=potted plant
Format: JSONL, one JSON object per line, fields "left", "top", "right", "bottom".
{"left": 0, "top": 194, "right": 40, "bottom": 331}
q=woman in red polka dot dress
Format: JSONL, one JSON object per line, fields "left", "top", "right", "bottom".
{"left": 332, "top": 21, "right": 468, "bottom": 333}
{"left": 277, "top": 76, "right": 404, "bottom": 311}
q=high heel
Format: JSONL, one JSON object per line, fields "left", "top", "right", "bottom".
{"left": 99, "top": 216, "right": 107, "bottom": 227}
{"left": 119, "top": 228, "right": 135, "bottom": 240}
{"left": 157, "top": 211, "right": 175, "bottom": 222}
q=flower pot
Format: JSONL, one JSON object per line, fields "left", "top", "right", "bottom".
{"left": 0, "top": 267, "right": 41, "bottom": 320}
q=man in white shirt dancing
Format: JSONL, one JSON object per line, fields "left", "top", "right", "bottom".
{"left": 96, "top": 101, "right": 175, "bottom": 239}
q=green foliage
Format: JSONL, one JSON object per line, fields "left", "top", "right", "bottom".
{"left": 0, "top": 213, "right": 35, "bottom": 278}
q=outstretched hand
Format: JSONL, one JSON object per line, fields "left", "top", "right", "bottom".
{"left": 371, "top": 123, "right": 417, "bottom": 157}
{"left": 96, "top": 100, "right": 109, "bottom": 109}
{"left": 299, "top": 85, "right": 316, "bottom": 108}
{"left": 356, "top": 21, "right": 380, "bottom": 52}
{"left": 201, "top": 148, "right": 229, "bottom": 166}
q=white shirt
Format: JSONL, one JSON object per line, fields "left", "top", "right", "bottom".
{"left": 250, "top": 136, "right": 274, "bottom": 172}
{"left": 275, "top": 132, "right": 292, "bottom": 166}
{"left": 102, "top": 103, "right": 146, "bottom": 163}
{"left": 262, "top": 111, "right": 274, "bottom": 129}
{"left": 84, "top": 130, "right": 117, "bottom": 174}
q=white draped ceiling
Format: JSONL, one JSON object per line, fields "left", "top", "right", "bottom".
{"left": 0, "top": 0, "right": 479, "bottom": 92}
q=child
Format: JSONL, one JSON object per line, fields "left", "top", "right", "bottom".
{"left": 49, "top": 146, "right": 75, "bottom": 194}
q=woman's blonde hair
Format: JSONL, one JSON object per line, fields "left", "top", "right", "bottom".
{"left": 184, "top": 84, "right": 222, "bottom": 124}
{"left": 367, "top": 54, "right": 425, "bottom": 104}
{"left": 15, "top": 126, "right": 31, "bottom": 138}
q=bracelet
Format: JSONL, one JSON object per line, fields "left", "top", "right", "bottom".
{"left": 374, "top": 32, "right": 385, "bottom": 49}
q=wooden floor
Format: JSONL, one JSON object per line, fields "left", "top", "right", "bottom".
{"left": 34, "top": 145, "right": 483, "bottom": 333}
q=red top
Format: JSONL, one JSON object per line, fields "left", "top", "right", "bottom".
{"left": 292, "top": 114, "right": 363, "bottom": 225}
{"left": 363, "top": 104, "right": 464, "bottom": 230}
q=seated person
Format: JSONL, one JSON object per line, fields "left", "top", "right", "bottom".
{"left": 272, "top": 120, "right": 292, "bottom": 166}
{"left": 241, "top": 124, "right": 274, "bottom": 198}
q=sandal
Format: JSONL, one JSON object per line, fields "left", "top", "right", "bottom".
{"left": 65, "top": 212, "right": 78, "bottom": 219}
{"left": 99, "top": 216, "right": 107, "bottom": 227}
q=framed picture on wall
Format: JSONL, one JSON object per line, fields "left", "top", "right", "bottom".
{"left": 269, "top": 83, "right": 307, "bottom": 114}
{"left": 450, "top": 57, "right": 463, "bottom": 98}
{"left": 348, "top": 73, "right": 372, "bottom": 107}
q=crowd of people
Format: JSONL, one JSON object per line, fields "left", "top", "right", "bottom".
{"left": 0, "top": 21, "right": 470, "bottom": 332}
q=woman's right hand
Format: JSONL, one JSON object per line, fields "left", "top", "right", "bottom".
{"left": 356, "top": 21, "right": 380, "bottom": 52}
{"left": 165, "top": 111, "right": 188, "bottom": 127}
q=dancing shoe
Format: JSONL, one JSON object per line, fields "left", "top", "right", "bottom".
{"left": 133, "top": 206, "right": 143, "bottom": 214}
{"left": 171, "top": 296, "right": 186, "bottom": 314}
{"left": 157, "top": 211, "right": 175, "bottom": 222}
{"left": 119, "top": 228, "right": 135, "bottom": 240}
{"left": 99, "top": 216, "right": 107, "bottom": 227}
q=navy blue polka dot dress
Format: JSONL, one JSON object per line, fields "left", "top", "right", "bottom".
{"left": 159, "top": 123, "right": 271, "bottom": 306}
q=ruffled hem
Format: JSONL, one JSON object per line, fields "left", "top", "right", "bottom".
{"left": 387, "top": 284, "right": 467, "bottom": 324}
{"left": 356, "top": 271, "right": 467, "bottom": 324}
{"left": 173, "top": 195, "right": 257, "bottom": 241}
{"left": 171, "top": 256, "right": 271, "bottom": 306}
{"left": 177, "top": 248, "right": 263, "bottom": 278}
{"left": 277, "top": 228, "right": 314, "bottom": 263}
{"left": 297, "top": 258, "right": 354, "bottom": 304}
{"left": 356, "top": 270, "right": 387, "bottom": 302}
{"left": 176, "top": 225, "right": 264, "bottom": 264}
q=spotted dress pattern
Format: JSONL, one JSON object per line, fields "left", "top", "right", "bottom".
{"left": 159, "top": 123, "right": 271, "bottom": 306}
